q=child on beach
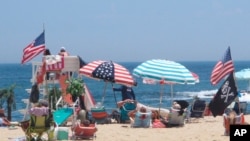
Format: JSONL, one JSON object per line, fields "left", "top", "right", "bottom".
{"left": 151, "top": 110, "right": 166, "bottom": 128}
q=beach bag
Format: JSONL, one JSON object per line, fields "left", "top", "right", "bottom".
{"left": 30, "top": 83, "right": 39, "bottom": 103}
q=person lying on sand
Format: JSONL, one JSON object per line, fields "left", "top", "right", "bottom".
{"left": 0, "top": 109, "right": 11, "bottom": 126}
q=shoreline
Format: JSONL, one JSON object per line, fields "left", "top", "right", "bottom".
{"left": 3, "top": 115, "right": 250, "bottom": 141}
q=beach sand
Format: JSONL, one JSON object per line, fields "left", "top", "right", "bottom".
{"left": 2, "top": 115, "right": 249, "bottom": 141}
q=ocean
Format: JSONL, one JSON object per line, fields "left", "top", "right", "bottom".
{"left": 1, "top": 61, "right": 250, "bottom": 122}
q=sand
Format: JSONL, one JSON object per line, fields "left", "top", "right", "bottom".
{"left": 2, "top": 115, "right": 249, "bottom": 141}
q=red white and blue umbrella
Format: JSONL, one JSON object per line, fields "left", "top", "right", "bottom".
{"left": 133, "top": 59, "right": 198, "bottom": 109}
{"left": 79, "top": 60, "right": 136, "bottom": 104}
{"left": 79, "top": 60, "right": 136, "bottom": 87}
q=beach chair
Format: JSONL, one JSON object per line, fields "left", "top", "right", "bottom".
{"left": 71, "top": 120, "right": 97, "bottom": 140}
{"left": 22, "top": 107, "right": 54, "bottom": 141}
{"left": 189, "top": 99, "right": 206, "bottom": 122}
{"left": 130, "top": 109, "right": 152, "bottom": 128}
{"left": 223, "top": 112, "right": 245, "bottom": 136}
{"left": 90, "top": 106, "right": 109, "bottom": 124}
{"left": 120, "top": 101, "right": 137, "bottom": 123}
{"left": 53, "top": 107, "right": 74, "bottom": 126}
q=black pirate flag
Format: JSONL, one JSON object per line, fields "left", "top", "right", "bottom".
{"left": 209, "top": 72, "right": 238, "bottom": 117}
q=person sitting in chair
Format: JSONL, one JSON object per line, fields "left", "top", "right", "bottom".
{"left": 128, "top": 106, "right": 152, "bottom": 128}
{"left": 117, "top": 99, "right": 137, "bottom": 123}
{"left": 151, "top": 110, "right": 166, "bottom": 128}
{"left": 223, "top": 110, "right": 245, "bottom": 136}
{"left": 166, "top": 102, "right": 185, "bottom": 127}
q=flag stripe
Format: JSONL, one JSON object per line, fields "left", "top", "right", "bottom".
{"left": 21, "top": 31, "right": 46, "bottom": 64}
{"left": 210, "top": 47, "right": 234, "bottom": 85}
{"left": 79, "top": 60, "right": 136, "bottom": 86}
{"left": 45, "top": 56, "right": 65, "bottom": 71}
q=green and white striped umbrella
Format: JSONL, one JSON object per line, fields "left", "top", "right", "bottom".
{"left": 235, "top": 68, "right": 250, "bottom": 90}
{"left": 133, "top": 59, "right": 198, "bottom": 109}
{"left": 133, "top": 59, "right": 196, "bottom": 84}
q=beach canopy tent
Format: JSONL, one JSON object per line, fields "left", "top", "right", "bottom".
{"left": 133, "top": 59, "right": 198, "bottom": 109}
{"left": 79, "top": 60, "right": 137, "bottom": 105}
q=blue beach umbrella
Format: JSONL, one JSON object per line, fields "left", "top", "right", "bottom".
{"left": 235, "top": 68, "right": 250, "bottom": 90}
{"left": 133, "top": 59, "right": 198, "bottom": 109}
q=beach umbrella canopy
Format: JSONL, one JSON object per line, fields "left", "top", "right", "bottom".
{"left": 133, "top": 59, "right": 196, "bottom": 84}
{"left": 133, "top": 59, "right": 198, "bottom": 109}
{"left": 79, "top": 60, "right": 137, "bottom": 104}
{"left": 235, "top": 68, "right": 250, "bottom": 90}
{"left": 192, "top": 72, "right": 200, "bottom": 83}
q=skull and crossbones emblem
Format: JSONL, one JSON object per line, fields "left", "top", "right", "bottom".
{"left": 220, "top": 81, "right": 234, "bottom": 103}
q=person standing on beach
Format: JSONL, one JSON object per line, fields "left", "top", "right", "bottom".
{"left": 58, "top": 46, "right": 69, "bottom": 56}
{"left": 43, "top": 48, "right": 51, "bottom": 80}
{"left": 113, "top": 85, "right": 136, "bottom": 101}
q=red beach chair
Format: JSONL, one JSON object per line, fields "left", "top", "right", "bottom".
{"left": 72, "top": 120, "right": 97, "bottom": 140}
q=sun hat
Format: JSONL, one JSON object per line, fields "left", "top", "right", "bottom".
{"left": 61, "top": 46, "right": 66, "bottom": 50}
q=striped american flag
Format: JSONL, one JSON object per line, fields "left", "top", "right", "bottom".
{"left": 45, "top": 55, "right": 64, "bottom": 71}
{"left": 21, "top": 31, "right": 45, "bottom": 64}
{"left": 210, "top": 46, "right": 235, "bottom": 85}
{"left": 36, "top": 55, "right": 64, "bottom": 84}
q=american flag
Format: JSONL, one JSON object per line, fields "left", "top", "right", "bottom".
{"left": 45, "top": 55, "right": 64, "bottom": 71}
{"left": 36, "top": 55, "right": 64, "bottom": 84}
{"left": 210, "top": 47, "right": 235, "bottom": 85}
{"left": 21, "top": 31, "right": 45, "bottom": 64}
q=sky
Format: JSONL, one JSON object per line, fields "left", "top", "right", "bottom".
{"left": 1, "top": 0, "right": 250, "bottom": 63}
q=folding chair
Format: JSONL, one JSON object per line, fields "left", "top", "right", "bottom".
{"left": 90, "top": 107, "right": 109, "bottom": 124}
{"left": 189, "top": 99, "right": 206, "bottom": 122}
{"left": 20, "top": 106, "right": 54, "bottom": 141}
{"left": 120, "top": 101, "right": 137, "bottom": 123}
{"left": 223, "top": 112, "right": 245, "bottom": 136}
{"left": 71, "top": 120, "right": 97, "bottom": 140}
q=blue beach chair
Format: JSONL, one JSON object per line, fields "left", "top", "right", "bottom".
{"left": 120, "top": 101, "right": 137, "bottom": 123}
{"left": 53, "top": 108, "right": 74, "bottom": 126}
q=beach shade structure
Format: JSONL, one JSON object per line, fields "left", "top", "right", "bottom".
{"left": 79, "top": 60, "right": 137, "bottom": 105}
{"left": 192, "top": 72, "right": 200, "bottom": 83}
{"left": 133, "top": 59, "right": 198, "bottom": 109}
{"left": 235, "top": 68, "right": 250, "bottom": 91}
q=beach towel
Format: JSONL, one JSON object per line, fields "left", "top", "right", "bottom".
{"left": 8, "top": 136, "right": 26, "bottom": 141}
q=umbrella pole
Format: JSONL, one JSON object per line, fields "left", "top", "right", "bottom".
{"left": 101, "top": 82, "right": 108, "bottom": 105}
{"left": 171, "top": 84, "right": 173, "bottom": 104}
{"left": 111, "top": 83, "right": 118, "bottom": 108}
{"left": 159, "top": 84, "right": 164, "bottom": 112}
{"left": 248, "top": 80, "right": 250, "bottom": 91}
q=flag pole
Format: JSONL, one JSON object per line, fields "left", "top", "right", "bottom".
{"left": 233, "top": 71, "right": 241, "bottom": 114}
{"left": 231, "top": 46, "right": 241, "bottom": 114}
{"left": 43, "top": 23, "right": 46, "bottom": 46}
